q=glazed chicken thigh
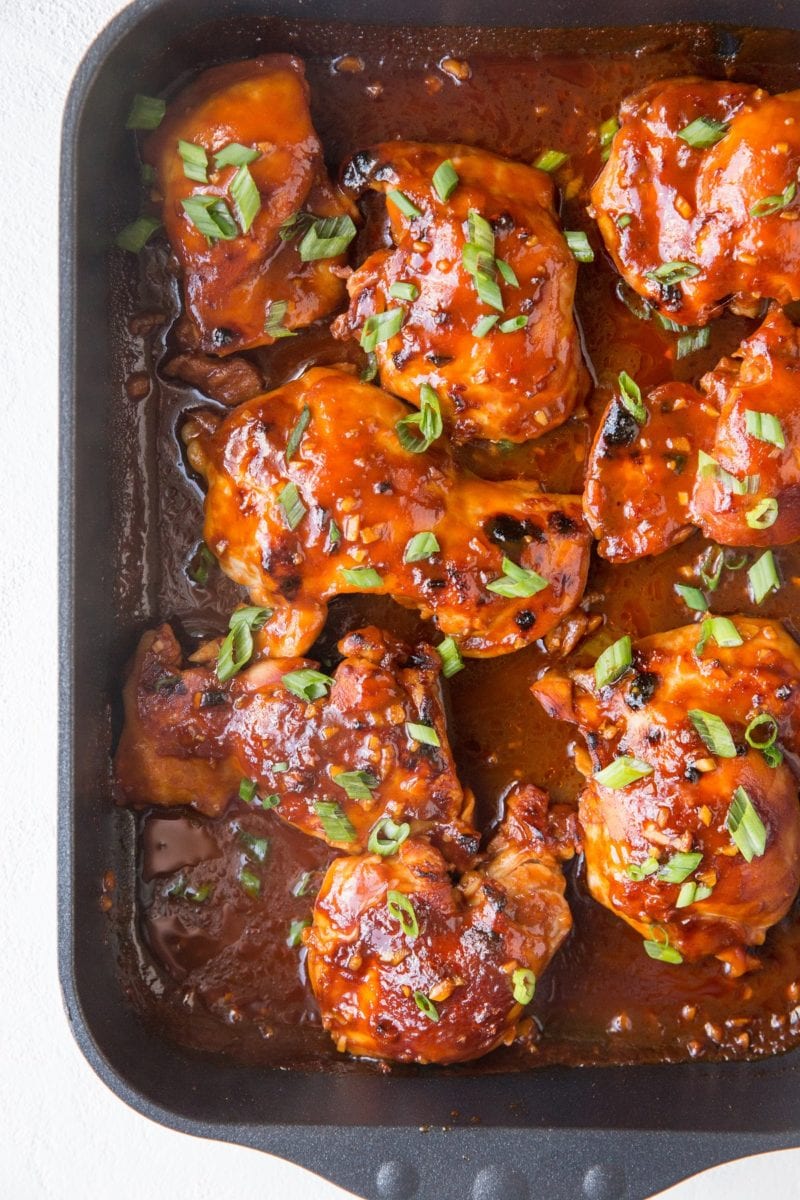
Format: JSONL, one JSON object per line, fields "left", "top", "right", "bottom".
{"left": 305, "top": 784, "right": 573, "bottom": 1064}
{"left": 115, "top": 624, "right": 478, "bottom": 865}
{"left": 144, "top": 55, "right": 353, "bottom": 355}
{"left": 183, "top": 365, "right": 591, "bottom": 658}
{"left": 585, "top": 310, "right": 800, "bottom": 561}
{"left": 332, "top": 141, "right": 586, "bottom": 443}
{"left": 533, "top": 618, "right": 800, "bottom": 973}
{"left": 591, "top": 79, "right": 800, "bottom": 325}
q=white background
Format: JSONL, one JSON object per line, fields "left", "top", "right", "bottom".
{"left": 2, "top": 1, "right": 800, "bottom": 1195}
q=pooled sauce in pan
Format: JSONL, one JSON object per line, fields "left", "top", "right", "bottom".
{"left": 110, "top": 20, "right": 800, "bottom": 1070}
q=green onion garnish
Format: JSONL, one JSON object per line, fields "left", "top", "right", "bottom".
{"left": 745, "top": 712, "right": 783, "bottom": 767}
{"left": 272, "top": 761, "right": 290, "bottom": 773}
{"left": 264, "top": 300, "right": 296, "bottom": 339}
{"left": 618, "top": 371, "right": 646, "bottom": 424}
{"left": 181, "top": 194, "right": 237, "bottom": 241}
{"left": 287, "top": 916, "right": 311, "bottom": 948}
{"left": 238, "top": 865, "right": 261, "bottom": 898}
{"left": 413, "top": 991, "right": 439, "bottom": 1021}
{"left": 239, "top": 832, "right": 269, "bottom": 863}
{"left": 217, "top": 606, "right": 272, "bottom": 683}
{"left": 126, "top": 94, "right": 166, "bottom": 130}
{"left": 617, "top": 214, "right": 632, "bottom": 229}
{"left": 688, "top": 709, "right": 736, "bottom": 758}
{"left": 368, "top": 817, "right": 411, "bottom": 857}
{"left": 595, "top": 756, "right": 653, "bottom": 789}
{"left": 473, "top": 314, "right": 499, "bottom": 337}
{"left": 285, "top": 406, "right": 311, "bottom": 461}
{"left": 677, "top": 116, "right": 729, "bottom": 149}
{"left": 625, "top": 856, "right": 659, "bottom": 881}
{"left": 487, "top": 556, "right": 548, "bottom": 599}
{"left": 598, "top": 116, "right": 620, "bottom": 160}
{"left": 340, "top": 565, "right": 384, "bottom": 588}
{"left": 511, "top": 967, "right": 536, "bottom": 1005}
{"left": 595, "top": 635, "right": 632, "bottom": 689}
{"left": 699, "top": 545, "right": 724, "bottom": 592}
{"left": 360, "top": 307, "right": 404, "bottom": 352}
{"left": 387, "top": 890, "right": 419, "bottom": 939}
{"left": 178, "top": 139, "right": 208, "bottom": 183}
{"left": 292, "top": 871, "right": 314, "bottom": 897}
{"left": 406, "top": 721, "right": 440, "bottom": 747}
{"left": 328, "top": 518, "right": 342, "bottom": 546}
{"left": 229, "top": 164, "right": 261, "bottom": 233}
{"left": 298, "top": 215, "right": 357, "bottom": 261}
{"left": 534, "top": 149, "right": 568, "bottom": 172}
{"left": 278, "top": 211, "right": 314, "bottom": 242}
{"left": 726, "top": 786, "right": 767, "bottom": 861}
{"left": 474, "top": 263, "right": 504, "bottom": 311}
{"left": 360, "top": 352, "right": 378, "bottom": 383}
{"left": 468, "top": 210, "right": 495, "bottom": 254}
{"left": 750, "top": 181, "right": 797, "bottom": 219}
{"left": 282, "top": 668, "right": 334, "bottom": 702}
{"left": 748, "top": 550, "right": 780, "bottom": 603}
{"left": 676, "top": 327, "right": 711, "bottom": 358}
{"left": 745, "top": 410, "right": 785, "bottom": 448}
{"left": 436, "top": 636, "right": 465, "bottom": 678}
{"left": 388, "top": 189, "right": 422, "bottom": 219}
{"left": 333, "top": 770, "right": 379, "bottom": 800}
{"left": 496, "top": 259, "right": 520, "bottom": 288}
{"left": 643, "top": 930, "right": 683, "bottom": 964}
{"left": 746, "top": 498, "right": 779, "bottom": 530}
{"left": 676, "top": 880, "right": 713, "bottom": 908}
{"left": 695, "top": 616, "right": 743, "bottom": 656}
{"left": 260, "top": 793, "right": 280, "bottom": 810}
{"left": 278, "top": 481, "right": 306, "bottom": 531}
{"left": 674, "top": 584, "right": 708, "bottom": 612}
{"left": 116, "top": 216, "right": 162, "bottom": 253}
{"left": 389, "top": 281, "right": 420, "bottom": 302}
{"left": 239, "top": 778, "right": 257, "bottom": 803}
{"left": 396, "top": 383, "right": 443, "bottom": 453}
{"left": 698, "top": 450, "right": 759, "bottom": 497}
{"left": 214, "top": 142, "right": 260, "bottom": 169}
{"left": 404, "top": 531, "right": 440, "bottom": 563}
{"left": 432, "top": 159, "right": 459, "bottom": 201}
{"left": 646, "top": 260, "right": 700, "bottom": 286}
{"left": 315, "top": 799, "right": 357, "bottom": 844}
{"left": 498, "top": 315, "right": 528, "bottom": 333}
{"left": 565, "top": 230, "right": 594, "bottom": 262}
{"left": 658, "top": 850, "right": 703, "bottom": 884}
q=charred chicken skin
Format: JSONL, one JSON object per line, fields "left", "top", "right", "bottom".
{"left": 585, "top": 309, "right": 800, "bottom": 561}
{"left": 144, "top": 55, "right": 352, "bottom": 355}
{"left": 305, "top": 784, "right": 572, "bottom": 1064}
{"left": 533, "top": 618, "right": 800, "bottom": 973}
{"left": 115, "top": 623, "right": 478, "bottom": 865}
{"left": 332, "top": 141, "right": 586, "bottom": 443}
{"left": 182, "top": 365, "right": 591, "bottom": 658}
{"left": 591, "top": 79, "right": 800, "bottom": 326}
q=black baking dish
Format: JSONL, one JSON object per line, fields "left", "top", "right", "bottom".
{"left": 59, "top": 2, "right": 800, "bottom": 1198}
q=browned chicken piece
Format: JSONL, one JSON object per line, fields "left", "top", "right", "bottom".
{"left": 114, "top": 623, "right": 478, "bottom": 866}
{"left": 144, "top": 55, "right": 353, "bottom": 355}
{"left": 331, "top": 141, "right": 586, "bottom": 443}
{"left": 182, "top": 365, "right": 591, "bottom": 658}
{"left": 305, "top": 784, "right": 572, "bottom": 1064}
{"left": 533, "top": 618, "right": 800, "bottom": 974}
{"left": 591, "top": 78, "right": 800, "bottom": 326}
{"left": 585, "top": 310, "right": 800, "bottom": 561}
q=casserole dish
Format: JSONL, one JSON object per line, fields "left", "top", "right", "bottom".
{"left": 59, "top": 2, "right": 800, "bottom": 1197}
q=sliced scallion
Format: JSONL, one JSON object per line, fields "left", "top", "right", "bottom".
{"left": 432, "top": 159, "right": 459, "bottom": 201}
{"left": 264, "top": 299, "right": 296, "bottom": 339}
{"left": 595, "top": 634, "right": 633, "bottom": 689}
{"left": 238, "top": 865, "right": 261, "bottom": 899}
{"left": 126, "top": 94, "right": 166, "bottom": 130}
{"left": 116, "top": 216, "right": 161, "bottom": 252}
{"left": 334, "top": 769, "right": 379, "bottom": 800}
{"left": 413, "top": 991, "right": 439, "bottom": 1021}
{"left": 674, "top": 583, "right": 708, "bottom": 612}
{"left": 646, "top": 261, "right": 700, "bottom": 286}
{"left": 677, "top": 116, "right": 729, "bottom": 149}
{"left": 676, "top": 327, "right": 711, "bottom": 358}
{"left": 315, "top": 799, "right": 357, "bottom": 844}
{"left": 230, "top": 164, "right": 261, "bottom": 233}
{"left": 658, "top": 850, "right": 703, "bottom": 884}
{"left": 726, "top": 786, "right": 767, "bottom": 862}
{"left": 487, "top": 556, "right": 548, "bottom": 599}
{"left": 498, "top": 315, "right": 528, "bottom": 333}
{"left": 625, "top": 856, "right": 659, "bottom": 881}
{"left": 387, "top": 890, "right": 419, "bottom": 939}
{"left": 496, "top": 259, "right": 520, "bottom": 288}
{"left": 298, "top": 214, "right": 357, "bottom": 261}
{"left": 178, "top": 139, "right": 208, "bottom": 183}
{"left": 594, "top": 756, "right": 653, "bottom": 789}
{"left": 181, "top": 194, "right": 237, "bottom": 241}
{"left": 746, "top": 498, "right": 779, "bottom": 530}
{"left": 688, "top": 709, "right": 736, "bottom": 758}
{"left": 217, "top": 606, "right": 272, "bottom": 683}
{"left": 436, "top": 636, "right": 465, "bottom": 678}
{"left": 694, "top": 616, "right": 743, "bottom": 656}
{"left": 340, "top": 565, "right": 384, "bottom": 588}
{"left": 396, "top": 384, "right": 443, "bottom": 453}
{"left": 565, "top": 230, "right": 594, "bottom": 262}
{"left": 406, "top": 721, "right": 440, "bottom": 747}
{"left": 473, "top": 314, "right": 499, "bottom": 337}
{"left": 748, "top": 550, "right": 780, "bottom": 604}
{"left": 598, "top": 116, "right": 620, "bottom": 160}
{"left": 618, "top": 371, "right": 646, "bottom": 424}
{"left": 368, "top": 817, "right": 411, "bottom": 857}
{"left": 750, "top": 181, "right": 797, "bottom": 218}
{"left": 404, "top": 531, "right": 440, "bottom": 563}
{"left": 282, "top": 668, "right": 334, "bottom": 702}
{"left": 388, "top": 189, "right": 422, "bottom": 219}
{"left": 389, "top": 281, "right": 420, "bottom": 302}
{"left": 745, "top": 409, "right": 785, "bottom": 449}
{"left": 360, "top": 307, "right": 404, "bottom": 352}
{"left": 214, "top": 142, "right": 260, "bottom": 169}
{"left": 287, "top": 916, "right": 311, "bottom": 948}
{"left": 278, "top": 481, "right": 306, "bottom": 531}
{"left": 285, "top": 405, "right": 311, "bottom": 461}
{"left": 534, "top": 149, "right": 568, "bottom": 172}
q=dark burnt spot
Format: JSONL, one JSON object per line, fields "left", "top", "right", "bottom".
{"left": 664, "top": 452, "right": 687, "bottom": 475}
{"left": 342, "top": 149, "right": 378, "bottom": 191}
{"left": 658, "top": 284, "right": 685, "bottom": 311}
{"left": 374, "top": 480, "right": 393, "bottom": 494}
{"left": 519, "top": 296, "right": 536, "bottom": 314}
{"left": 485, "top": 514, "right": 546, "bottom": 545}
{"left": 602, "top": 401, "right": 639, "bottom": 448}
{"left": 210, "top": 327, "right": 234, "bottom": 349}
{"left": 625, "top": 671, "right": 659, "bottom": 710}
{"left": 586, "top": 732, "right": 599, "bottom": 752}
{"left": 515, "top": 610, "right": 536, "bottom": 631}
{"left": 776, "top": 684, "right": 792, "bottom": 701}
{"left": 736, "top": 742, "right": 748, "bottom": 756}
{"left": 392, "top": 346, "right": 414, "bottom": 370}
{"left": 279, "top": 574, "right": 302, "bottom": 600}
{"left": 492, "top": 212, "right": 515, "bottom": 234}
{"left": 548, "top": 510, "right": 579, "bottom": 537}
{"left": 646, "top": 727, "right": 662, "bottom": 744}
{"left": 199, "top": 690, "right": 227, "bottom": 708}
{"left": 433, "top": 311, "right": 450, "bottom": 326}
{"left": 426, "top": 353, "right": 453, "bottom": 366}
{"left": 423, "top": 577, "right": 447, "bottom": 590}
{"left": 684, "top": 765, "right": 700, "bottom": 783}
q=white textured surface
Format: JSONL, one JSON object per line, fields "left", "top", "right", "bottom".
{"left": 2, "top": 1, "right": 800, "bottom": 1195}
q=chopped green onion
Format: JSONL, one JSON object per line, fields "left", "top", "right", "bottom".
{"left": 699, "top": 545, "right": 724, "bottom": 592}
{"left": 745, "top": 712, "right": 779, "bottom": 751}
{"left": 496, "top": 259, "right": 520, "bottom": 288}
{"left": 282, "top": 668, "right": 334, "bottom": 702}
{"left": 264, "top": 300, "right": 296, "bottom": 339}
{"left": 695, "top": 616, "right": 743, "bottom": 656}
{"left": 512, "top": 967, "right": 536, "bottom": 1005}
{"left": 360, "top": 307, "right": 404, "bottom": 352}
{"left": 239, "top": 778, "right": 258, "bottom": 803}
{"left": 745, "top": 410, "right": 785, "bottom": 449}
{"left": 126, "top": 94, "right": 166, "bottom": 130}
{"left": 468, "top": 210, "right": 495, "bottom": 255}
{"left": 340, "top": 565, "right": 384, "bottom": 588}
{"left": 278, "top": 481, "right": 306, "bottom": 531}
{"left": 746, "top": 498, "right": 779, "bottom": 530}
{"left": 646, "top": 260, "right": 700, "bottom": 286}
{"left": 565, "top": 230, "right": 594, "bottom": 262}
{"left": 388, "top": 189, "right": 422, "bottom": 219}
{"left": 618, "top": 371, "right": 646, "bottom": 424}
{"left": 368, "top": 817, "right": 411, "bottom": 857}
{"left": 181, "top": 194, "right": 237, "bottom": 241}
{"left": 688, "top": 709, "right": 737, "bottom": 758}
{"left": 406, "top": 721, "right": 440, "bottom": 747}
{"left": 487, "top": 556, "right": 548, "bottom": 599}
{"left": 278, "top": 211, "right": 314, "bottom": 241}
{"left": 437, "top": 636, "right": 465, "bottom": 678}
{"left": 333, "top": 770, "right": 379, "bottom": 801}
{"left": 617, "top": 214, "right": 632, "bottom": 229}
{"left": 643, "top": 938, "right": 683, "bottom": 964}
{"left": 360, "top": 352, "right": 378, "bottom": 383}
{"left": 166, "top": 877, "right": 212, "bottom": 902}
{"left": 188, "top": 542, "right": 215, "bottom": 585}
{"left": 229, "top": 164, "right": 261, "bottom": 233}
{"left": 178, "top": 139, "right": 208, "bottom": 183}
{"left": 285, "top": 406, "right": 311, "bottom": 461}
{"left": 214, "top": 142, "right": 260, "bottom": 169}
{"left": 658, "top": 850, "right": 703, "bottom": 884}
{"left": 217, "top": 606, "right": 272, "bottom": 683}
{"left": 534, "top": 149, "right": 568, "bottom": 172}
{"left": 750, "top": 181, "right": 797, "bottom": 219}
{"left": 625, "top": 856, "right": 659, "bottom": 881}
{"left": 498, "top": 315, "right": 528, "bottom": 333}
{"left": 595, "top": 635, "right": 633, "bottom": 689}
{"left": 413, "top": 991, "right": 439, "bottom": 1021}
{"left": 599, "top": 116, "right": 620, "bottom": 160}
{"left": 656, "top": 313, "right": 692, "bottom": 333}
{"left": 259, "top": 793, "right": 280, "bottom": 810}
{"left": 474, "top": 264, "right": 504, "bottom": 311}
{"left": 116, "top": 216, "right": 161, "bottom": 252}
{"left": 678, "top": 116, "right": 729, "bottom": 149}
{"left": 748, "top": 550, "right": 780, "bottom": 604}
{"left": 328, "top": 518, "right": 342, "bottom": 546}
{"left": 315, "top": 799, "right": 357, "bottom": 844}
{"left": 615, "top": 278, "right": 652, "bottom": 321}
{"left": 387, "top": 890, "right": 419, "bottom": 939}
{"left": 238, "top": 865, "right": 261, "bottom": 898}
{"left": 677, "top": 880, "right": 713, "bottom": 907}
{"left": 239, "top": 832, "right": 269, "bottom": 863}
{"left": 298, "top": 215, "right": 357, "bottom": 261}
{"left": 396, "top": 383, "right": 444, "bottom": 453}
{"left": 674, "top": 584, "right": 708, "bottom": 612}
{"left": 676, "top": 327, "right": 711, "bottom": 358}
{"left": 287, "top": 916, "right": 311, "bottom": 948}
{"left": 432, "top": 159, "right": 459, "bottom": 201}
{"left": 698, "top": 449, "right": 759, "bottom": 496}
{"left": 726, "top": 786, "right": 767, "bottom": 862}
{"left": 473, "top": 314, "right": 499, "bottom": 337}
{"left": 272, "top": 762, "right": 290, "bottom": 773}
{"left": 594, "top": 756, "right": 654, "bottom": 789}
{"left": 292, "top": 871, "right": 314, "bottom": 897}
{"left": 404, "top": 531, "right": 440, "bottom": 563}
{"left": 389, "top": 281, "right": 420, "bottom": 302}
